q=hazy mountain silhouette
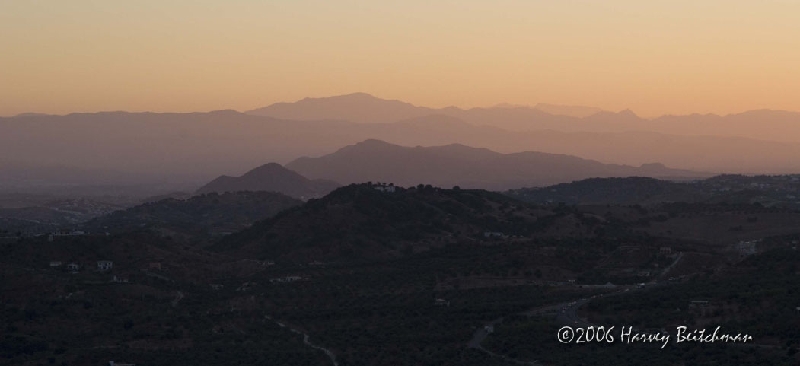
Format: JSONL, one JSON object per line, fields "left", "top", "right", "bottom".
{"left": 247, "top": 93, "right": 592, "bottom": 130}
{"left": 532, "top": 103, "right": 604, "bottom": 118}
{"left": 0, "top": 160, "right": 132, "bottom": 188}
{"left": 647, "top": 109, "right": 800, "bottom": 143}
{"left": 286, "top": 140, "right": 707, "bottom": 190}
{"left": 247, "top": 93, "right": 800, "bottom": 143}
{"left": 247, "top": 92, "right": 436, "bottom": 123}
{"left": 196, "top": 163, "right": 339, "bottom": 199}
{"left": 4, "top": 110, "right": 800, "bottom": 191}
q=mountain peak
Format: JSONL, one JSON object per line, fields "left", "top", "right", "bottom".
{"left": 299, "top": 92, "right": 380, "bottom": 103}
{"left": 339, "top": 92, "right": 378, "bottom": 99}
{"left": 353, "top": 138, "right": 396, "bottom": 147}
{"left": 196, "top": 163, "right": 339, "bottom": 199}
{"left": 334, "top": 139, "right": 403, "bottom": 154}
{"left": 240, "top": 163, "right": 297, "bottom": 179}
{"left": 246, "top": 93, "right": 433, "bottom": 123}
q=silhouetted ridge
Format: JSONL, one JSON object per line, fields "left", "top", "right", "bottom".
{"left": 212, "top": 183, "right": 566, "bottom": 261}
{"left": 83, "top": 191, "right": 302, "bottom": 238}
{"left": 507, "top": 177, "right": 707, "bottom": 205}
{"left": 196, "top": 163, "right": 339, "bottom": 199}
{"left": 286, "top": 140, "right": 707, "bottom": 190}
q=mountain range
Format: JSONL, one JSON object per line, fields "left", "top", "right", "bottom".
{"left": 286, "top": 140, "right": 707, "bottom": 190}
{"left": 248, "top": 93, "right": 800, "bottom": 143}
{"left": 4, "top": 93, "right": 800, "bottom": 192}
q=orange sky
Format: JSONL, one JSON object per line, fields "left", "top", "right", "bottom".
{"left": 2, "top": 0, "right": 799, "bottom": 117}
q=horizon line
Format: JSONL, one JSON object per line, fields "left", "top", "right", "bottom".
{"left": 3, "top": 92, "right": 798, "bottom": 119}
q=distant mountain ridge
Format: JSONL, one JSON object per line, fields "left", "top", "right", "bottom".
{"left": 4, "top": 109, "right": 800, "bottom": 191}
{"left": 247, "top": 93, "right": 800, "bottom": 143}
{"left": 532, "top": 103, "right": 604, "bottom": 118}
{"left": 196, "top": 163, "right": 339, "bottom": 199}
{"left": 286, "top": 140, "right": 708, "bottom": 190}
{"left": 247, "top": 92, "right": 436, "bottom": 123}
{"left": 247, "top": 93, "right": 606, "bottom": 126}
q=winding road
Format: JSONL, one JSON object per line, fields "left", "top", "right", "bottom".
{"left": 468, "top": 252, "right": 685, "bottom": 364}
{"left": 267, "top": 316, "right": 338, "bottom": 366}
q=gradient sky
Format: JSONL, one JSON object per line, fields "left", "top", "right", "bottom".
{"left": 2, "top": 0, "right": 799, "bottom": 117}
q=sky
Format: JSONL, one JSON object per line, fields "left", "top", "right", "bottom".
{"left": 2, "top": 0, "right": 800, "bottom": 117}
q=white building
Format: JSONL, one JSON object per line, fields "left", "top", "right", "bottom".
{"left": 373, "top": 183, "right": 396, "bottom": 193}
{"left": 50, "top": 230, "right": 86, "bottom": 241}
{"left": 67, "top": 263, "right": 80, "bottom": 272}
{"left": 112, "top": 275, "right": 128, "bottom": 283}
{"left": 97, "top": 260, "right": 114, "bottom": 271}
{"left": 736, "top": 240, "right": 758, "bottom": 256}
{"left": 270, "top": 275, "right": 302, "bottom": 283}
{"left": 483, "top": 231, "right": 505, "bottom": 238}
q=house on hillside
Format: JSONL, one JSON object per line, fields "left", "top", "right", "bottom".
{"left": 149, "top": 262, "right": 162, "bottom": 271}
{"left": 736, "top": 240, "right": 758, "bottom": 257}
{"left": 434, "top": 298, "right": 450, "bottom": 306}
{"left": 659, "top": 247, "right": 672, "bottom": 255}
{"left": 109, "top": 361, "right": 135, "bottom": 366}
{"left": 483, "top": 231, "right": 505, "bottom": 239}
{"left": 236, "top": 281, "right": 258, "bottom": 291}
{"left": 112, "top": 275, "right": 129, "bottom": 283}
{"left": 269, "top": 275, "right": 302, "bottom": 284}
{"left": 373, "top": 183, "right": 396, "bottom": 193}
{"left": 97, "top": 260, "right": 114, "bottom": 271}
{"left": 67, "top": 263, "right": 80, "bottom": 272}
{"left": 49, "top": 261, "right": 62, "bottom": 268}
{"left": 49, "top": 230, "right": 86, "bottom": 241}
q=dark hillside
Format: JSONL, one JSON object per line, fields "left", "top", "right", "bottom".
{"left": 83, "top": 191, "right": 301, "bottom": 243}
{"left": 212, "top": 183, "right": 592, "bottom": 261}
